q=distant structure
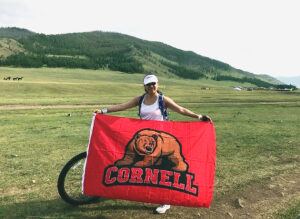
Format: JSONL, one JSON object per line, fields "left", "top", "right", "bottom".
{"left": 233, "top": 86, "right": 242, "bottom": 91}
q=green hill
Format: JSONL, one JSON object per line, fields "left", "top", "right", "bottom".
{"left": 0, "top": 27, "right": 36, "bottom": 39}
{"left": 0, "top": 27, "right": 292, "bottom": 88}
{"left": 256, "top": 74, "right": 283, "bottom": 85}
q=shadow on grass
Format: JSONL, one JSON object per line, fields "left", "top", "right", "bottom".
{"left": 1, "top": 198, "right": 156, "bottom": 218}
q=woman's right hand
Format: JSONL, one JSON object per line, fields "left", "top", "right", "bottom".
{"left": 94, "top": 108, "right": 108, "bottom": 114}
{"left": 94, "top": 109, "right": 102, "bottom": 114}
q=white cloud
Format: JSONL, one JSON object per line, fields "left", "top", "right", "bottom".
{"left": 0, "top": 0, "right": 31, "bottom": 25}
{"left": 0, "top": 0, "right": 299, "bottom": 77}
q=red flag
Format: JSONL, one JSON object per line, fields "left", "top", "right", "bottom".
{"left": 83, "top": 114, "right": 216, "bottom": 207}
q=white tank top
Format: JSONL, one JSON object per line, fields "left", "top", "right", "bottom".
{"left": 140, "top": 96, "right": 164, "bottom": 121}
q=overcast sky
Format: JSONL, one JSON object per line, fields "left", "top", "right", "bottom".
{"left": 1, "top": 0, "right": 299, "bottom": 77}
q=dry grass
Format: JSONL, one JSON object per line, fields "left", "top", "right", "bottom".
{"left": 0, "top": 67, "right": 299, "bottom": 218}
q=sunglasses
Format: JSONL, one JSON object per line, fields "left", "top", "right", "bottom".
{"left": 145, "top": 82, "right": 156, "bottom": 86}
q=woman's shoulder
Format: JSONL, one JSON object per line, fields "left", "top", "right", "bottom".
{"left": 127, "top": 96, "right": 142, "bottom": 106}
{"left": 162, "top": 95, "right": 173, "bottom": 103}
{"left": 163, "top": 95, "right": 171, "bottom": 100}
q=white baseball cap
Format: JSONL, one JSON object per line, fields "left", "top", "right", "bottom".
{"left": 143, "top": 75, "right": 158, "bottom": 85}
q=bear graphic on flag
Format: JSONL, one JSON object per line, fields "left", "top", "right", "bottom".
{"left": 115, "top": 129, "right": 188, "bottom": 172}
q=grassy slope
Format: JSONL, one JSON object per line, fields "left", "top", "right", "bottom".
{"left": 0, "top": 28, "right": 282, "bottom": 85}
{"left": 0, "top": 67, "right": 298, "bottom": 106}
{"left": 0, "top": 38, "right": 25, "bottom": 58}
{"left": 0, "top": 67, "right": 299, "bottom": 218}
{"left": 256, "top": 74, "right": 283, "bottom": 85}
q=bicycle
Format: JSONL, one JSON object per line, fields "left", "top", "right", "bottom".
{"left": 57, "top": 151, "right": 100, "bottom": 205}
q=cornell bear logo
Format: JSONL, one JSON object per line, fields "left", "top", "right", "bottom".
{"left": 115, "top": 128, "right": 188, "bottom": 172}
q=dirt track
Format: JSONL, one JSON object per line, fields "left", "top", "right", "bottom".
{"left": 142, "top": 169, "right": 300, "bottom": 218}
{"left": 0, "top": 101, "right": 299, "bottom": 111}
{"left": 0, "top": 104, "right": 99, "bottom": 110}
{"left": 204, "top": 170, "right": 300, "bottom": 218}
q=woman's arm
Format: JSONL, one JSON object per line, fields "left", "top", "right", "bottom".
{"left": 96, "top": 96, "right": 140, "bottom": 113}
{"left": 164, "top": 96, "right": 211, "bottom": 121}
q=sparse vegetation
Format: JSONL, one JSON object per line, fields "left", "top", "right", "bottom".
{"left": 0, "top": 38, "right": 25, "bottom": 58}
{"left": 0, "top": 67, "right": 299, "bottom": 218}
{"left": 212, "top": 74, "right": 297, "bottom": 90}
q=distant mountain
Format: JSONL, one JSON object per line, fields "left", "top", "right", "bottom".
{"left": 0, "top": 27, "right": 291, "bottom": 88}
{"left": 256, "top": 74, "right": 283, "bottom": 85}
{"left": 277, "top": 76, "right": 300, "bottom": 88}
{"left": 0, "top": 27, "right": 36, "bottom": 39}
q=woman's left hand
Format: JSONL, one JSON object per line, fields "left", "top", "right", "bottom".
{"left": 198, "top": 115, "right": 212, "bottom": 122}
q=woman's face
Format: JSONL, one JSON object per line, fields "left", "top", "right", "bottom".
{"left": 144, "top": 82, "right": 158, "bottom": 94}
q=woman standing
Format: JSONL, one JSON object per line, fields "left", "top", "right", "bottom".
{"left": 96, "top": 74, "right": 211, "bottom": 213}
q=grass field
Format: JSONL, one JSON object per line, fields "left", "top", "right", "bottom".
{"left": 0, "top": 67, "right": 299, "bottom": 218}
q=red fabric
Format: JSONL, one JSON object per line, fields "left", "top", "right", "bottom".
{"left": 83, "top": 114, "right": 216, "bottom": 207}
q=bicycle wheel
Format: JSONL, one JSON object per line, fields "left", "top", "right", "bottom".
{"left": 57, "top": 152, "right": 98, "bottom": 205}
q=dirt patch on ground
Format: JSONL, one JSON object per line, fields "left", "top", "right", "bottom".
{"left": 0, "top": 104, "right": 99, "bottom": 110}
{"left": 0, "top": 101, "right": 298, "bottom": 111}
{"left": 116, "top": 169, "right": 300, "bottom": 219}
{"left": 209, "top": 172, "right": 299, "bottom": 218}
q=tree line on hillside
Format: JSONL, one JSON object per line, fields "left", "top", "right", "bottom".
{"left": 0, "top": 32, "right": 233, "bottom": 75}
{"left": 18, "top": 33, "right": 130, "bottom": 57}
{"left": 0, "top": 33, "right": 145, "bottom": 72}
{"left": 0, "top": 52, "right": 143, "bottom": 73}
{"left": 0, "top": 27, "right": 36, "bottom": 39}
{"left": 212, "top": 74, "right": 297, "bottom": 89}
{"left": 161, "top": 60, "right": 205, "bottom": 79}
{"left": 1, "top": 52, "right": 295, "bottom": 89}
{"left": 144, "top": 41, "right": 231, "bottom": 72}
{"left": 0, "top": 30, "right": 291, "bottom": 88}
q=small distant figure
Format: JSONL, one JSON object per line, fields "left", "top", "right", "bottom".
{"left": 3, "top": 76, "right": 11, "bottom": 80}
{"left": 200, "top": 87, "right": 210, "bottom": 90}
{"left": 12, "top": 76, "right": 23, "bottom": 81}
